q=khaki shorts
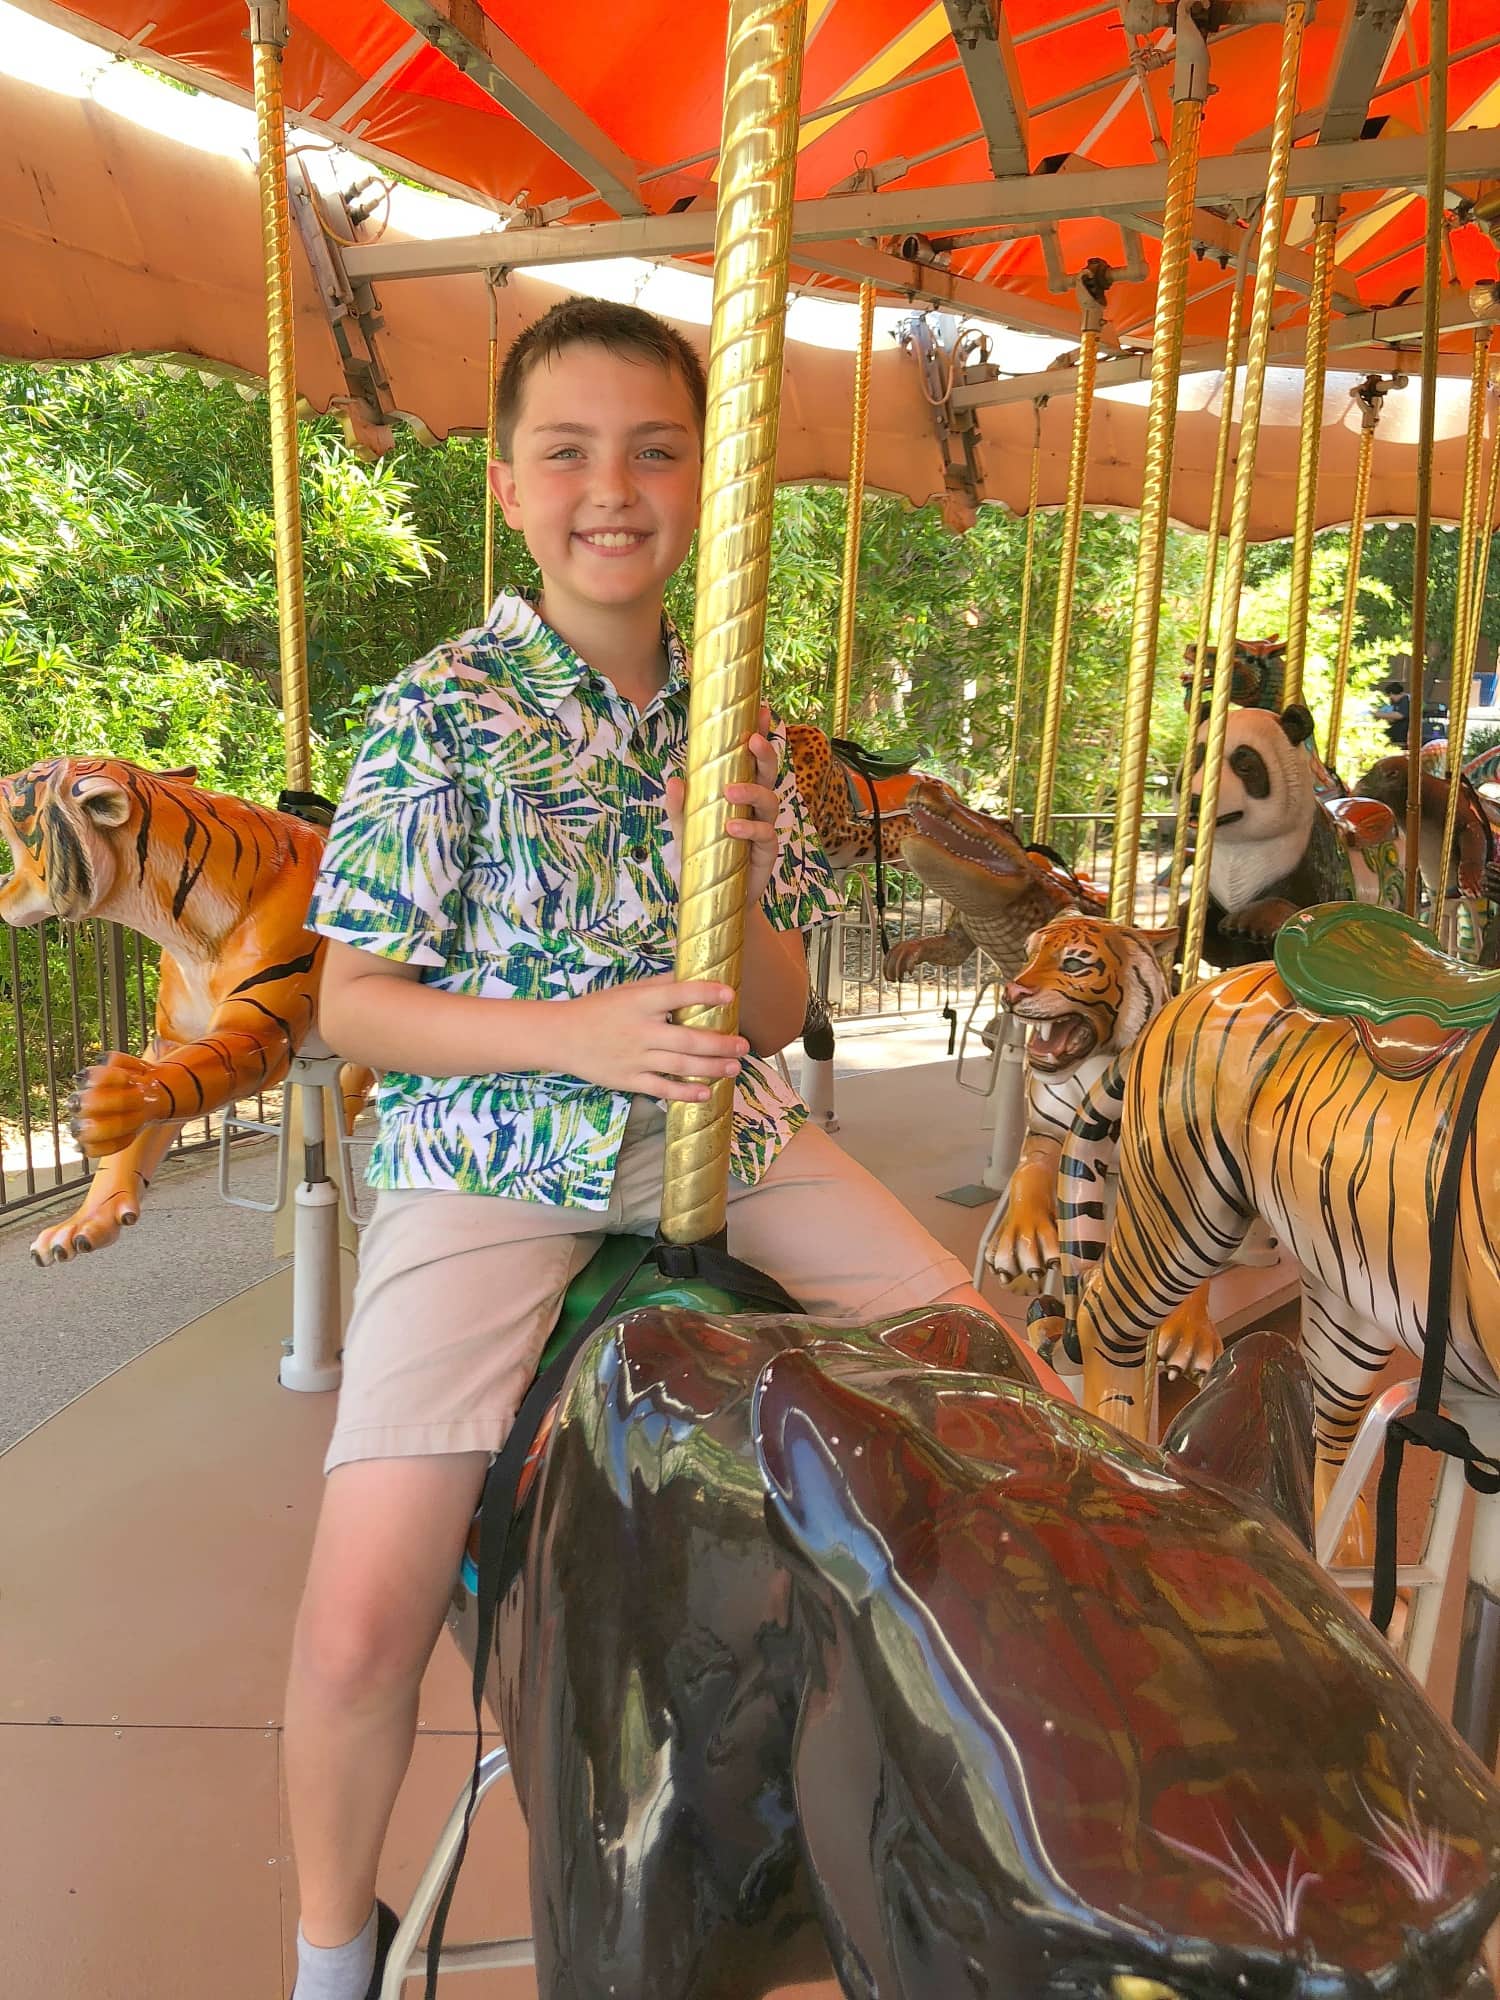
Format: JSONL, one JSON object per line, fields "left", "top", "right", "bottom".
{"left": 325, "top": 1101, "right": 968, "bottom": 1471}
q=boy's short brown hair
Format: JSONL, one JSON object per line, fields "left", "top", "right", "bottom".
{"left": 495, "top": 298, "right": 708, "bottom": 457}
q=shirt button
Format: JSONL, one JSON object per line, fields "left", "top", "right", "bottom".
{"left": 630, "top": 843, "right": 650, "bottom": 863}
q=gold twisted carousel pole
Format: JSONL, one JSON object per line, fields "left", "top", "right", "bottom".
{"left": 1004, "top": 399, "right": 1046, "bottom": 813}
{"left": 1032, "top": 285, "right": 1105, "bottom": 846}
{"left": 831, "top": 280, "right": 876, "bottom": 739}
{"left": 1282, "top": 194, "right": 1340, "bottom": 708}
{"left": 1183, "top": 0, "right": 1308, "bottom": 982}
{"left": 1433, "top": 326, "right": 1492, "bottom": 932}
{"left": 1405, "top": 0, "right": 1448, "bottom": 917}
{"left": 248, "top": 0, "right": 311, "bottom": 793}
{"left": 482, "top": 277, "right": 501, "bottom": 616}
{"left": 1167, "top": 220, "right": 1252, "bottom": 917}
{"left": 660, "top": 0, "right": 807, "bottom": 1246}
{"left": 1324, "top": 375, "right": 1389, "bottom": 771}
{"left": 1108, "top": 4, "right": 1209, "bottom": 921}
{"left": 1461, "top": 363, "right": 1500, "bottom": 711}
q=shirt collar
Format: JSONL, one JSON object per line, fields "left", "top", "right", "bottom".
{"left": 481, "top": 590, "right": 689, "bottom": 713}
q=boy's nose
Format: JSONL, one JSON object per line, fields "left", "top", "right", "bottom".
{"left": 589, "top": 456, "right": 639, "bottom": 507}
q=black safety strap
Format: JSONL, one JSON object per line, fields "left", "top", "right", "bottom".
{"left": 1370, "top": 1008, "right": 1500, "bottom": 1633}
{"left": 423, "top": 1233, "right": 802, "bottom": 1996}
{"left": 829, "top": 736, "right": 895, "bottom": 958}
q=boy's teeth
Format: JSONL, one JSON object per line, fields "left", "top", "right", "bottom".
{"left": 583, "top": 532, "right": 643, "bottom": 548}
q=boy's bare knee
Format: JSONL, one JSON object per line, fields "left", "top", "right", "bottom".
{"left": 291, "top": 1581, "right": 435, "bottom": 1709}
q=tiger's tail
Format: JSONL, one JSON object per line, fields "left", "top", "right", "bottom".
{"left": 1026, "top": 1058, "right": 1126, "bottom": 1364}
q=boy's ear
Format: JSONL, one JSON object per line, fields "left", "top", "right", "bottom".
{"left": 489, "top": 459, "right": 523, "bottom": 529}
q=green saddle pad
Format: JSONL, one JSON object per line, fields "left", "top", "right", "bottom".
{"left": 538, "top": 1232, "right": 767, "bottom": 1371}
{"left": 1275, "top": 902, "right": 1500, "bottom": 1031}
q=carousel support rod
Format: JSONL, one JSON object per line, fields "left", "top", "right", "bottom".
{"left": 1462, "top": 366, "right": 1500, "bottom": 711}
{"left": 660, "top": 0, "right": 807, "bottom": 1246}
{"left": 482, "top": 276, "right": 501, "bottom": 616}
{"left": 831, "top": 280, "right": 876, "bottom": 740}
{"left": 1433, "top": 326, "right": 1491, "bottom": 930}
{"left": 1405, "top": 0, "right": 1447, "bottom": 919}
{"left": 1004, "top": 400, "right": 1045, "bottom": 814}
{"left": 1108, "top": 1, "right": 1209, "bottom": 923}
{"left": 1032, "top": 275, "right": 1108, "bottom": 846}
{"left": 1282, "top": 194, "right": 1341, "bottom": 709}
{"left": 248, "top": 0, "right": 312, "bottom": 794}
{"left": 1183, "top": 0, "right": 1308, "bottom": 983}
{"left": 1168, "top": 221, "right": 1252, "bottom": 919}
{"left": 1325, "top": 377, "right": 1390, "bottom": 771}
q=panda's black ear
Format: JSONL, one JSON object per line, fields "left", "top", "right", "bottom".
{"left": 1279, "top": 702, "right": 1316, "bottom": 748}
{"left": 1197, "top": 701, "right": 1212, "bottom": 727}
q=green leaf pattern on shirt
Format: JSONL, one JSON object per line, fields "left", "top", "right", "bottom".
{"left": 308, "top": 593, "right": 840, "bottom": 1209}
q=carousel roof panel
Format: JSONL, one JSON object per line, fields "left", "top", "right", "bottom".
{"left": 13, "top": 0, "right": 1499, "bottom": 359}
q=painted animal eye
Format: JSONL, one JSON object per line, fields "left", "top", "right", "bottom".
{"left": 1191, "top": 744, "right": 1206, "bottom": 773}
{"left": 1060, "top": 954, "right": 1091, "bottom": 973}
{"left": 1230, "top": 748, "right": 1257, "bottom": 776}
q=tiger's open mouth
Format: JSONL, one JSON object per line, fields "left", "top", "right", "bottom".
{"left": 1022, "top": 1014, "right": 1098, "bottom": 1072}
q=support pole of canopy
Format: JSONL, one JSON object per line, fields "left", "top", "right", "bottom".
{"left": 660, "top": 0, "right": 807, "bottom": 1247}
{"left": 1282, "top": 194, "right": 1340, "bottom": 709}
{"left": 1433, "top": 327, "right": 1491, "bottom": 930}
{"left": 1325, "top": 376, "right": 1389, "bottom": 772}
{"left": 1004, "top": 400, "right": 1045, "bottom": 814}
{"left": 1108, "top": 5, "right": 1208, "bottom": 923}
{"left": 1182, "top": 0, "right": 1308, "bottom": 984}
{"left": 1461, "top": 364, "right": 1500, "bottom": 707}
{"left": 1167, "top": 222, "right": 1252, "bottom": 920}
{"left": 482, "top": 278, "right": 500, "bottom": 617}
{"left": 1032, "top": 285, "right": 1106, "bottom": 847}
{"left": 831, "top": 281, "right": 876, "bottom": 740}
{"left": 1405, "top": 0, "right": 1448, "bottom": 919}
{"left": 248, "top": 0, "right": 311, "bottom": 795}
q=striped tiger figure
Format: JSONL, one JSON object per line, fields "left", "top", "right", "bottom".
{"left": 1036, "top": 958, "right": 1500, "bottom": 1520}
{"left": 0, "top": 757, "right": 368, "bottom": 1266}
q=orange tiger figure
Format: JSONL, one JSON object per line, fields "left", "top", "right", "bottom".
{"left": 0, "top": 757, "right": 368, "bottom": 1266}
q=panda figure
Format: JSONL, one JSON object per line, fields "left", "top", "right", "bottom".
{"left": 1184, "top": 702, "right": 1403, "bottom": 969}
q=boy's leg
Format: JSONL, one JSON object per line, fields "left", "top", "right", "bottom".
{"left": 285, "top": 1188, "right": 600, "bottom": 1954}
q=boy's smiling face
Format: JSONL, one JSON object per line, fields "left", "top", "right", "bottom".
{"left": 491, "top": 341, "right": 701, "bottom": 624}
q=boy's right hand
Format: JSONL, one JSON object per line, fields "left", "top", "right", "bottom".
{"left": 556, "top": 978, "right": 746, "bottom": 1101}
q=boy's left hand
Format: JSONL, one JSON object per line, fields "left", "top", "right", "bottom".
{"left": 664, "top": 703, "right": 781, "bottom": 907}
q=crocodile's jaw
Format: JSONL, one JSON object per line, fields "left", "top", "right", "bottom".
{"left": 899, "top": 830, "right": 1035, "bottom": 909}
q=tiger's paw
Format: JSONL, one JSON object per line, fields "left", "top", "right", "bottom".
{"left": 1156, "top": 1287, "right": 1222, "bottom": 1382}
{"left": 986, "top": 1170, "right": 1059, "bottom": 1284}
{"left": 66, "top": 1052, "right": 173, "bottom": 1156}
{"left": 31, "top": 1186, "right": 145, "bottom": 1266}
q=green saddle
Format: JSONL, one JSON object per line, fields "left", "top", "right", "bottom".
{"left": 1275, "top": 902, "right": 1500, "bottom": 1032}
{"left": 830, "top": 735, "right": 919, "bottom": 783}
{"left": 538, "top": 1232, "right": 755, "bottom": 1370}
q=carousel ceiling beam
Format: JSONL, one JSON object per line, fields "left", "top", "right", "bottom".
{"left": 379, "top": 0, "right": 648, "bottom": 217}
{"left": 796, "top": 240, "right": 1089, "bottom": 339}
{"left": 343, "top": 128, "right": 1500, "bottom": 282}
{"left": 1116, "top": 205, "right": 1364, "bottom": 312}
{"left": 952, "top": 288, "right": 1484, "bottom": 408}
{"left": 1317, "top": 0, "right": 1406, "bottom": 147}
{"left": 941, "top": 0, "right": 1031, "bottom": 179}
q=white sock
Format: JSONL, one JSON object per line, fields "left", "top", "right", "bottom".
{"left": 293, "top": 1903, "right": 378, "bottom": 2000}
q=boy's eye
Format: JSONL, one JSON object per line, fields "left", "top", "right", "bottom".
{"left": 639, "top": 446, "right": 674, "bottom": 461}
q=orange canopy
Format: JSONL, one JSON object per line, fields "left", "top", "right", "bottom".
{"left": 14, "top": 0, "right": 1500, "bottom": 361}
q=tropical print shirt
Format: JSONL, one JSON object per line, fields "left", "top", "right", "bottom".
{"left": 308, "top": 592, "right": 840, "bottom": 1208}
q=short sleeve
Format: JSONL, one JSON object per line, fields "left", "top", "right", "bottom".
{"left": 759, "top": 714, "right": 842, "bottom": 933}
{"left": 308, "top": 673, "right": 469, "bottom": 967}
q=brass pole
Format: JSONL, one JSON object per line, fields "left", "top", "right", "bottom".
{"left": 1405, "top": 0, "right": 1447, "bottom": 918}
{"left": 1282, "top": 195, "right": 1340, "bottom": 707}
{"left": 1433, "top": 327, "right": 1491, "bottom": 930}
{"left": 1183, "top": 0, "right": 1308, "bottom": 982}
{"left": 660, "top": 0, "right": 807, "bottom": 1246}
{"left": 1004, "top": 400, "right": 1045, "bottom": 812}
{"left": 1462, "top": 371, "right": 1500, "bottom": 706}
{"left": 1032, "top": 311, "right": 1102, "bottom": 845}
{"left": 831, "top": 280, "right": 876, "bottom": 739}
{"left": 248, "top": 0, "right": 311, "bottom": 793}
{"left": 1108, "top": 9, "right": 1209, "bottom": 922}
{"left": 1167, "top": 222, "right": 1252, "bottom": 917}
{"left": 482, "top": 279, "right": 500, "bottom": 616}
{"left": 1325, "top": 393, "right": 1380, "bottom": 771}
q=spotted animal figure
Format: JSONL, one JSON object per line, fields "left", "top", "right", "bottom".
{"left": 988, "top": 915, "right": 1222, "bottom": 1380}
{"left": 1033, "top": 927, "right": 1500, "bottom": 1529}
{"left": 784, "top": 722, "right": 917, "bottom": 870}
{"left": 0, "top": 757, "right": 369, "bottom": 1266}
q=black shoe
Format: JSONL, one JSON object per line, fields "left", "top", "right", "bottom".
{"left": 364, "top": 1901, "right": 401, "bottom": 2000}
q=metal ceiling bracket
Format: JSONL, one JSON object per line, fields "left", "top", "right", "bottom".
{"left": 1121, "top": 0, "right": 1312, "bottom": 29}
{"left": 285, "top": 155, "right": 397, "bottom": 452}
{"left": 898, "top": 313, "right": 987, "bottom": 522}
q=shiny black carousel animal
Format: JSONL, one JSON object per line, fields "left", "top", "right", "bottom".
{"left": 483, "top": 1308, "right": 1500, "bottom": 2000}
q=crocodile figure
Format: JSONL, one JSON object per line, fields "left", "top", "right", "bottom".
{"left": 882, "top": 777, "right": 1105, "bottom": 984}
